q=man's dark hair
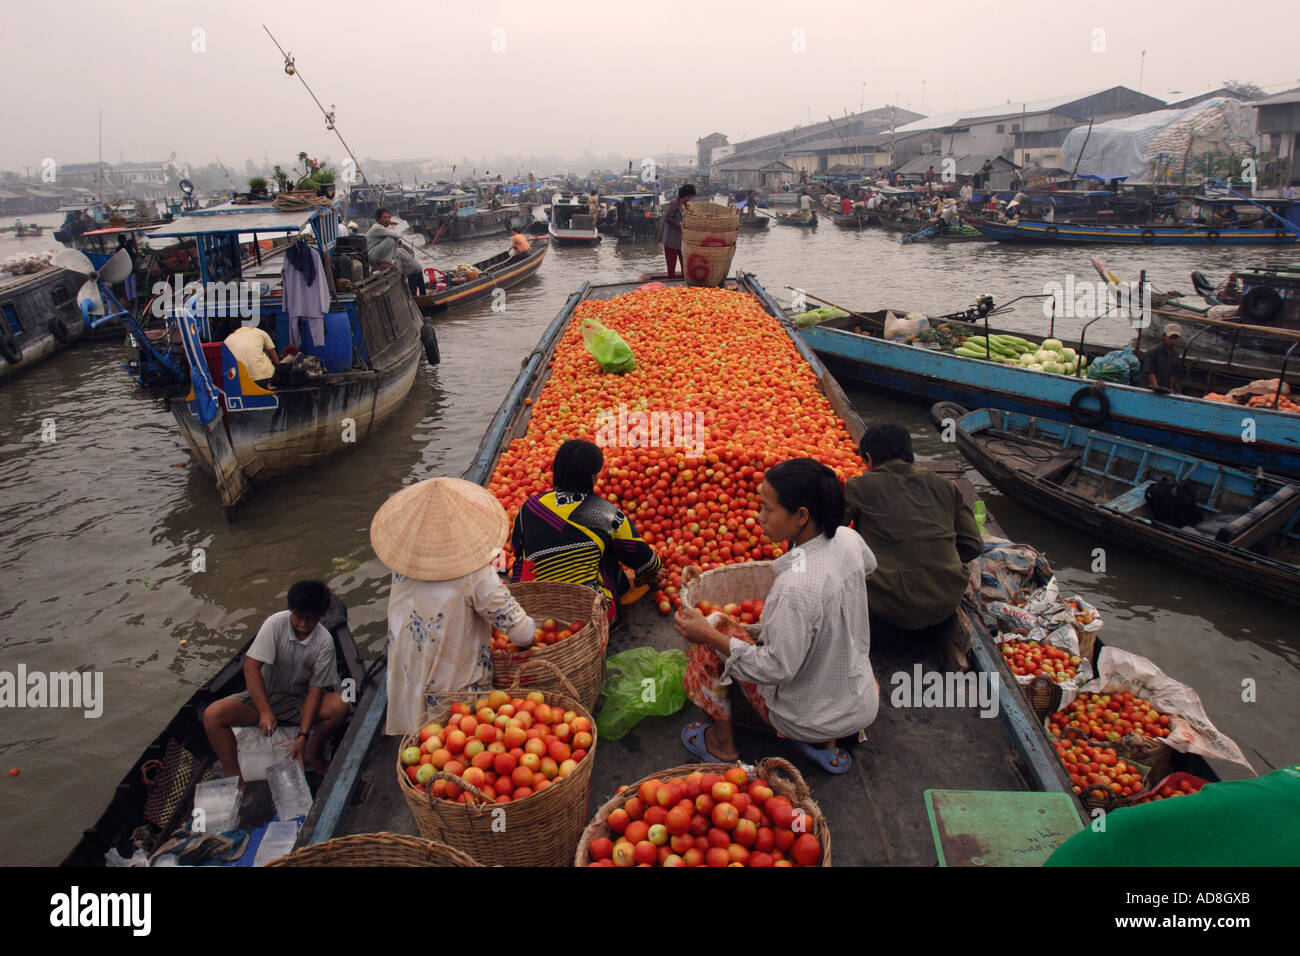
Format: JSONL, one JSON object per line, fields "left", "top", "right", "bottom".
{"left": 858, "top": 423, "right": 915, "bottom": 467}
{"left": 553, "top": 439, "right": 604, "bottom": 494}
{"left": 375, "top": 207, "right": 391, "bottom": 220}
{"left": 287, "top": 580, "right": 331, "bottom": 617}
{"left": 764, "top": 458, "right": 844, "bottom": 540}
{"left": 677, "top": 184, "right": 697, "bottom": 199}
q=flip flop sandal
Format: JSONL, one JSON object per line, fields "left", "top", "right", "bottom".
{"left": 795, "top": 740, "right": 852, "bottom": 775}
{"left": 681, "top": 722, "right": 735, "bottom": 763}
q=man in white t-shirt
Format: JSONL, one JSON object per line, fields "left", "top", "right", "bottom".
{"left": 223, "top": 325, "right": 279, "bottom": 384}
{"left": 203, "top": 580, "right": 348, "bottom": 781}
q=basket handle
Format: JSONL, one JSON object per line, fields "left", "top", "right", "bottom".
{"left": 681, "top": 564, "right": 702, "bottom": 590}
{"left": 426, "top": 770, "right": 495, "bottom": 810}
{"left": 513, "top": 656, "right": 582, "bottom": 702}
{"left": 756, "top": 756, "right": 813, "bottom": 805}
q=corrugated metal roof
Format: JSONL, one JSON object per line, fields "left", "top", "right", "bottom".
{"left": 149, "top": 202, "right": 321, "bottom": 237}
{"left": 1252, "top": 88, "right": 1300, "bottom": 107}
{"left": 785, "top": 133, "right": 892, "bottom": 154}
{"left": 894, "top": 87, "right": 1163, "bottom": 133}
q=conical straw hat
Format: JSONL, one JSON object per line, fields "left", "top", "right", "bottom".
{"left": 370, "top": 477, "right": 508, "bottom": 581}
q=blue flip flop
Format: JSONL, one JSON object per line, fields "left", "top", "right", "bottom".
{"left": 681, "top": 722, "right": 730, "bottom": 762}
{"left": 795, "top": 740, "right": 852, "bottom": 775}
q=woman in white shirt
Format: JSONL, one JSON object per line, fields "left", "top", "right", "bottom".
{"left": 674, "top": 458, "right": 879, "bottom": 774}
{"left": 370, "top": 477, "right": 536, "bottom": 736}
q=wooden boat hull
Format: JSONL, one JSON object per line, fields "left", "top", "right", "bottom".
{"left": 965, "top": 215, "right": 1300, "bottom": 246}
{"left": 418, "top": 206, "right": 530, "bottom": 242}
{"left": 948, "top": 407, "right": 1300, "bottom": 604}
{"left": 61, "top": 593, "right": 367, "bottom": 867}
{"left": 0, "top": 268, "right": 87, "bottom": 383}
{"left": 829, "top": 212, "right": 878, "bottom": 228}
{"left": 172, "top": 268, "right": 424, "bottom": 509}
{"left": 412, "top": 242, "right": 547, "bottom": 315}
{"left": 801, "top": 323, "right": 1300, "bottom": 477}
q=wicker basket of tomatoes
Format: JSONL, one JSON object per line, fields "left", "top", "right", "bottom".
{"left": 1051, "top": 731, "right": 1152, "bottom": 810}
{"left": 265, "top": 832, "right": 482, "bottom": 867}
{"left": 574, "top": 757, "right": 830, "bottom": 867}
{"left": 396, "top": 659, "right": 597, "bottom": 867}
{"left": 680, "top": 561, "right": 776, "bottom": 620}
{"left": 1048, "top": 691, "right": 1173, "bottom": 782}
{"left": 491, "top": 580, "right": 609, "bottom": 712}
{"left": 1130, "top": 772, "right": 1210, "bottom": 805}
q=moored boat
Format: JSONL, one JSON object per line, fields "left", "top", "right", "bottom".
{"left": 964, "top": 195, "right": 1300, "bottom": 246}
{"left": 61, "top": 590, "right": 368, "bottom": 867}
{"left": 797, "top": 301, "right": 1300, "bottom": 477}
{"left": 411, "top": 237, "right": 547, "bottom": 315}
{"left": 547, "top": 194, "right": 602, "bottom": 245}
{"left": 940, "top": 405, "right": 1300, "bottom": 605}
{"left": 135, "top": 200, "right": 433, "bottom": 511}
{"left": 0, "top": 265, "right": 89, "bottom": 383}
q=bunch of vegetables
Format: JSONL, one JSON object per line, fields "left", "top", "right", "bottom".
{"left": 952, "top": 335, "right": 1086, "bottom": 375}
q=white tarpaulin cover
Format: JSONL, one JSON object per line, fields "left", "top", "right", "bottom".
{"left": 1062, "top": 97, "right": 1256, "bottom": 184}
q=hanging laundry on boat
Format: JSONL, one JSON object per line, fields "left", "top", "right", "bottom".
{"left": 282, "top": 242, "right": 329, "bottom": 348}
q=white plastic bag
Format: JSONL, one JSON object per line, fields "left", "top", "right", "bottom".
{"left": 883, "top": 311, "right": 930, "bottom": 341}
{"left": 232, "top": 725, "right": 298, "bottom": 781}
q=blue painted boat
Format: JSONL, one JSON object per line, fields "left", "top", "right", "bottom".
{"left": 131, "top": 200, "right": 433, "bottom": 511}
{"left": 798, "top": 320, "right": 1300, "bottom": 477}
{"left": 963, "top": 196, "right": 1300, "bottom": 245}
{"left": 940, "top": 405, "right": 1300, "bottom": 604}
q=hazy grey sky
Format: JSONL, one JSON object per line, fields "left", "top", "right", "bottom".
{"left": 3, "top": 0, "right": 1298, "bottom": 172}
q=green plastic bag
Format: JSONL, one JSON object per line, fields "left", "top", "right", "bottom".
{"left": 595, "top": 647, "right": 687, "bottom": 741}
{"left": 581, "top": 317, "right": 637, "bottom": 374}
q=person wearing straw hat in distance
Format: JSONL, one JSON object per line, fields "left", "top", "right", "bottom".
{"left": 370, "top": 478, "right": 538, "bottom": 736}
{"left": 509, "top": 440, "right": 662, "bottom": 628}
{"left": 674, "top": 458, "right": 879, "bottom": 775}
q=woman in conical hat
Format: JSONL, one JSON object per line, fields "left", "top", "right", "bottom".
{"left": 371, "top": 477, "right": 536, "bottom": 735}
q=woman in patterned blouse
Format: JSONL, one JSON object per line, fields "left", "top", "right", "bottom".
{"left": 510, "top": 440, "right": 662, "bottom": 625}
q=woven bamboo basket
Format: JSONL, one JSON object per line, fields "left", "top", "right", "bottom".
{"left": 1022, "top": 674, "right": 1064, "bottom": 720}
{"left": 681, "top": 237, "right": 736, "bottom": 287}
{"left": 396, "top": 659, "right": 596, "bottom": 867}
{"left": 680, "top": 561, "right": 776, "bottom": 613}
{"left": 1054, "top": 725, "right": 1154, "bottom": 811}
{"left": 574, "top": 756, "right": 831, "bottom": 866}
{"left": 492, "top": 581, "right": 609, "bottom": 711}
{"left": 265, "top": 832, "right": 482, "bottom": 867}
{"left": 682, "top": 202, "right": 741, "bottom": 230}
{"left": 1113, "top": 732, "right": 1172, "bottom": 782}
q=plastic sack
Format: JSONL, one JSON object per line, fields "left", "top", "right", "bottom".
{"left": 1086, "top": 347, "right": 1141, "bottom": 385}
{"left": 581, "top": 317, "right": 637, "bottom": 374}
{"left": 636, "top": 281, "right": 668, "bottom": 291}
{"left": 883, "top": 311, "right": 930, "bottom": 341}
{"left": 595, "top": 647, "right": 687, "bottom": 740}
{"left": 794, "top": 306, "right": 848, "bottom": 328}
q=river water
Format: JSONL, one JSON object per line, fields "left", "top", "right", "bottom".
{"left": 1, "top": 215, "right": 1294, "bottom": 864}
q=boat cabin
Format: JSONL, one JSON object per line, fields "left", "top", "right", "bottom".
{"left": 133, "top": 202, "right": 381, "bottom": 395}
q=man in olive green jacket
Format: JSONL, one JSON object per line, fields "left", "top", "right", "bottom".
{"left": 844, "top": 423, "right": 983, "bottom": 635}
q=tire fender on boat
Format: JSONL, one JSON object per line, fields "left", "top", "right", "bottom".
{"left": 1241, "top": 286, "right": 1283, "bottom": 322}
{"left": 1140, "top": 228, "right": 1156, "bottom": 243}
{"left": 50, "top": 315, "right": 80, "bottom": 345}
{"left": 420, "top": 321, "right": 441, "bottom": 365}
{"left": 1044, "top": 225, "right": 1059, "bottom": 238}
{"left": 1205, "top": 229, "right": 1220, "bottom": 243}
{"left": 1069, "top": 384, "right": 1109, "bottom": 426}
{"left": 0, "top": 329, "right": 21, "bottom": 364}
{"left": 929, "top": 401, "right": 970, "bottom": 431}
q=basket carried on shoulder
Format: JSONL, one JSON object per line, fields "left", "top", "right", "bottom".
{"left": 265, "top": 832, "right": 482, "bottom": 867}
{"left": 492, "top": 580, "right": 609, "bottom": 711}
{"left": 397, "top": 659, "right": 597, "bottom": 867}
{"left": 574, "top": 756, "right": 831, "bottom": 866}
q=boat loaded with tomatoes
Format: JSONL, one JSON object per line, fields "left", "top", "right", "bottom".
{"left": 287, "top": 273, "right": 1238, "bottom": 866}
